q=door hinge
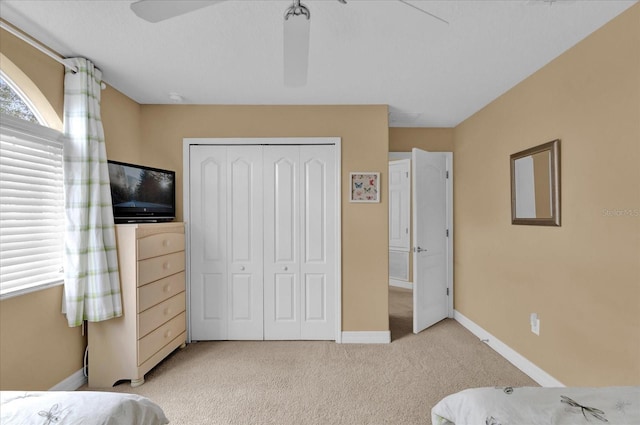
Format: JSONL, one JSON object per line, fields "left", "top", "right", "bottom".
{"left": 406, "top": 171, "right": 409, "bottom": 178}
{"left": 446, "top": 170, "right": 449, "bottom": 179}
{"left": 446, "top": 288, "right": 450, "bottom": 296}
{"left": 446, "top": 229, "right": 449, "bottom": 237}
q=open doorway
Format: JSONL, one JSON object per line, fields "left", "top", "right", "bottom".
{"left": 389, "top": 286, "right": 413, "bottom": 340}
{"left": 388, "top": 150, "right": 454, "bottom": 340}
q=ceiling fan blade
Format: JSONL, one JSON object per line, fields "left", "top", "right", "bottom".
{"left": 283, "top": 15, "right": 310, "bottom": 87}
{"left": 130, "top": 0, "right": 225, "bottom": 23}
{"left": 397, "top": 0, "right": 449, "bottom": 25}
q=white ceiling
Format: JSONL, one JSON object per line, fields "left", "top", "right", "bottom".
{"left": 0, "top": 0, "right": 636, "bottom": 127}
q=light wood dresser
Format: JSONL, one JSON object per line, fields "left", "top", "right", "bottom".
{"left": 88, "top": 222, "right": 186, "bottom": 388}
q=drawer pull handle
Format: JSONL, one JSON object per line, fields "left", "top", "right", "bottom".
{"left": 164, "top": 308, "right": 172, "bottom": 316}
{"left": 283, "top": 266, "right": 288, "bottom": 271}
{"left": 165, "top": 330, "right": 172, "bottom": 339}
{"left": 163, "top": 285, "right": 171, "bottom": 293}
{"left": 163, "top": 239, "right": 171, "bottom": 247}
{"left": 240, "top": 266, "right": 245, "bottom": 271}
{"left": 163, "top": 262, "right": 171, "bottom": 270}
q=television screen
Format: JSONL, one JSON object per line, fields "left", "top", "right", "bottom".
{"left": 107, "top": 160, "right": 175, "bottom": 223}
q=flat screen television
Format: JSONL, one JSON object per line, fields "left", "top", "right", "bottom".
{"left": 107, "top": 160, "right": 175, "bottom": 223}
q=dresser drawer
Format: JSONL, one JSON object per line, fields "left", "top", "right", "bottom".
{"left": 138, "top": 271, "right": 185, "bottom": 312}
{"left": 138, "top": 312, "right": 186, "bottom": 366}
{"left": 137, "top": 232, "right": 185, "bottom": 261}
{"left": 138, "top": 251, "right": 185, "bottom": 286}
{"left": 138, "top": 291, "right": 185, "bottom": 338}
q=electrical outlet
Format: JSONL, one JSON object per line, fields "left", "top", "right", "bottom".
{"left": 530, "top": 313, "right": 540, "bottom": 336}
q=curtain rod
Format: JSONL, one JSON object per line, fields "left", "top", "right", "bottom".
{"left": 0, "top": 21, "right": 79, "bottom": 73}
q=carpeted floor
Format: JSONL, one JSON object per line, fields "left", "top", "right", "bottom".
{"left": 85, "top": 286, "right": 537, "bottom": 424}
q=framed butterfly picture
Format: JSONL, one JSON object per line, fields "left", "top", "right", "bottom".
{"left": 350, "top": 172, "right": 380, "bottom": 203}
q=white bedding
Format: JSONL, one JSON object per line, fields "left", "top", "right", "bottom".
{"left": 0, "top": 391, "right": 169, "bottom": 425}
{"left": 432, "top": 386, "right": 640, "bottom": 425}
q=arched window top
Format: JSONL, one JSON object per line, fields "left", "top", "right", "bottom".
{"left": 0, "top": 53, "right": 62, "bottom": 131}
{"left": 0, "top": 72, "right": 43, "bottom": 124}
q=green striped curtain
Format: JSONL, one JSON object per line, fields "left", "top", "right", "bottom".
{"left": 62, "top": 58, "right": 122, "bottom": 327}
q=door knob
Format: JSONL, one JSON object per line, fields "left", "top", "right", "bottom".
{"left": 413, "top": 246, "right": 427, "bottom": 253}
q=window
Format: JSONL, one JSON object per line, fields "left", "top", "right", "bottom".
{"left": 0, "top": 74, "right": 65, "bottom": 298}
{"left": 0, "top": 73, "right": 42, "bottom": 124}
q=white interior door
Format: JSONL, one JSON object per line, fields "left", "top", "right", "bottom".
{"left": 389, "top": 159, "right": 411, "bottom": 283}
{"left": 190, "top": 146, "right": 264, "bottom": 340}
{"left": 226, "top": 147, "right": 264, "bottom": 340}
{"left": 263, "top": 147, "right": 300, "bottom": 339}
{"left": 299, "top": 145, "right": 335, "bottom": 340}
{"left": 263, "top": 145, "right": 335, "bottom": 340}
{"left": 189, "top": 146, "right": 228, "bottom": 340}
{"left": 389, "top": 159, "right": 411, "bottom": 251}
{"left": 412, "top": 148, "right": 449, "bottom": 334}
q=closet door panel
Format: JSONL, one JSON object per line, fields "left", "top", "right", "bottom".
{"left": 273, "top": 157, "right": 296, "bottom": 263}
{"left": 304, "top": 158, "right": 325, "bottom": 263}
{"left": 274, "top": 274, "right": 296, "bottom": 320}
{"left": 230, "top": 158, "right": 253, "bottom": 261}
{"left": 203, "top": 273, "right": 225, "bottom": 322}
{"left": 227, "top": 147, "right": 263, "bottom": 340}
{"left": 189, "top": 146, "right": 228, "bottom": 340}
{"left": 305, "top": 274, "right": 326, "bottom": 321}
{"left": 264, "top": 147, "right": 300, "bottom": 340}
{"left": 230, "top": 274, "right": 252, "bottom": 320}
{"left": 300, "top": 146, "right": 335, "bottom": 340}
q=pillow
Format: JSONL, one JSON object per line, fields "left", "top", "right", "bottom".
{"left": 1, "top": 391, "right": 169, "bottom": 425}
{"left": 431, "top": 386, "right": 640, "bottom": 425}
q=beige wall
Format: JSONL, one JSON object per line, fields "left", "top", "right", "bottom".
{"left": 389, "top": 127, "right": 453, "bottom": 152}
{"left": 139, "top": 105, "right": 390, "bottom": 331}
{"left": 0, "top": 27, "right": 143, "bottom": 390}
{"left": 0, "top": 286, "right": 86, "bottom": 390}
{"left": 454, "top": 4, "right": 640, "bottom": 386}
{"left": 102, "top": 86, "right": 142, "bottom": 162}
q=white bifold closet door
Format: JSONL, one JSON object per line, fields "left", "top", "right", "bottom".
{"left": 189, "top": 146, "right": 264, "bottom": 340}
{"left": 189, "top": 145, "right": 335, "bottom": 341}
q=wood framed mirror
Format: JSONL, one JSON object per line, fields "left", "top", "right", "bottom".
{"left": 510, "top": 139, "right": 560, "bottom": 226}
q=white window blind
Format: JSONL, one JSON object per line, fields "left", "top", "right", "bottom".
{"left": 0, "top": 114, "right": 65, "bottom": 296}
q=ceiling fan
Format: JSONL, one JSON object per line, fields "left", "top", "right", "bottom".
{"left": 130, "top": 0, "right": 448, "bottom": 87}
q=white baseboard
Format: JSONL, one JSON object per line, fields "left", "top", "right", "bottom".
{"left": 49, "top": 368, "right": 87, "bottom": 391}
{"left": 341, "top": 331, "right": 391, "bottom": 344}
{"left": 389, "top": 279, "right": 412, "bottom": 290}
{"left": 454, "top": 310, "right": 564, "bottom": 387}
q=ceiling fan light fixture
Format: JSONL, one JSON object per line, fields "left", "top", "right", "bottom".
{"left": 284, "top": 0, "right": 311, "bottom": 20}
